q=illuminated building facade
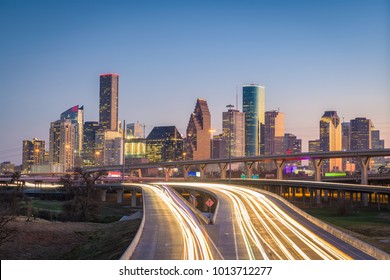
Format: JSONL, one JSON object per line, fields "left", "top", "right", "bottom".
{"left": 264, "top": 110, "right": 285, "bottom": 155}
{"left": 22, "top": 138, "right": 46, "bottom": 172}
{"left": 186, "top": 98, "right": 211, "bottom": 160}
{"left": 0, "top": 161, "right": 15, "bottom": 174}
{"left": 95, "top": 130, "right": 123, "bottom": 166}
{"left": 211, "top": 134, "right": 228, "bottom": 159}
{"left": 320, "top": 111, "right": 342, "bottom": 172}
{"left": 126, "top": 122, "right": 144, "bottom": 139}
{"left": 60, "top": 105, "right": 84, "bottom": 163}
{"left": 146, "top": 126, "right": 183, "bottom": 162}
{"left": 371, "top": 129, "right": 386, "bottom": 170}
{"left": 243, "top": 84, "right": 265, "bottom": 156}
{"left": 49, "top": 119, "right": 74, "bottom": 171}
{"left": 125, "top": 138, "right": 146, "bottom": 159}
{"left": 309, "top": 139, "right": 321, "bottom": 153}
{"left": 350, "top": 117, "right": 372, "bottom": 151}
{"left": 222, "top": 109, "right": 245, "bottom": 157}
{"left": 82, "top": 121, "right": 99, "bottom": 165}
{"left": 99, "top": 73, "right": 119, "bottom": 131}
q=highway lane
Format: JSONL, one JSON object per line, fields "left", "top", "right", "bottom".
{"left": 126, "top": 183, "right": 217, "bottom": 260}
{"left": 163, "top": 182, "right": 374, "bottom": 260}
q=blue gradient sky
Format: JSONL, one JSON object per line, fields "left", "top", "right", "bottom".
{"left": 0, "top": 0, "right": 389, "bottom": 165}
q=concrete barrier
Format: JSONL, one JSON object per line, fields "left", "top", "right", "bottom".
{"left": 169, "top": 187, "right": 213, "bottom": 225}
{"left": 119, "top": 189, "right": 146, "bottom": 260}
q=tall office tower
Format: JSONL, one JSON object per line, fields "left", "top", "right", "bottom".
{"left": 82, "top": 121, "right": 99, "bottom": 165}
{"left": 22, "top": 138, "right": 46, "bottom": 172}
{"left": 371, "top": 129, "right": 385, "bottom": 149}
{"left": 341, "top": 122, "right": 351, "bottom": 171}
{"left": 95, "top": 130, "right": 123, "bottom": 166}
{"left": 264, "top": 110, "right": 285, "bottom": 155}
{"left": 243, "top": 84, "right": 265, "bottom": 156}
{"left": 371, "top": 129, "right": 385, "bottom": 170}
{"left": 350, "top": 117, "right": 372, "bottom": 151}
{"left": 49, "top": 119, "right": 75, "bottom": 171}
{"left": 308, "top": 139, "right": 321, "bottom": 170}
{"left": 126, "top": 122, "right": 144, "bottom": 139}
{"left": 211, "top": 134, "right": 228, "bottom": 159}
{"left": 320, "top": 111, "right": 342, "bottom": 172}
{"left": 341, "top": 122, "right": 351, "bottom": 151}
{"left": 186, "top": 98, "right": 211, "bottom": 160}
{"left": 222, "top": 109, "right": 245, "bottom": 157}
{"left": 146, "top": 126, "right": 183, "bottom": 162}
{"left": 284, "top": 133, "right": 302, "bottom": 154}
{"left": 99, "top": 73, "right": 119, "bottom": 131}
{"left": 60, "top": 105, "right": 84, "bottom": 163}
{"left": 284, "top": 133, "right": 302, "bottom": 169}
{"left": 309, "top": 139, "right": 321, "bottom": 153}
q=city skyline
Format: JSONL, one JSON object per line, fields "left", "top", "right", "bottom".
{"left": 1, "top": 0, "right": 389, "bottom": 165}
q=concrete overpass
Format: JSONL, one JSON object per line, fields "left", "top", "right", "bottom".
{"left": 82, "top": 149, "right": 390, "bottom": 185}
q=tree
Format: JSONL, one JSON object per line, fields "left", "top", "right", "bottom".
{"left": 61, "top": 168, "right": 106, "bottom": 221}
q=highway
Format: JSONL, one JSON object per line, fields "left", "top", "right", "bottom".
{"left": 126, "top": 183, "right": 219, "bottom": 260}
{"left": 162, "top": 182, "right": 375, "bottom": 260}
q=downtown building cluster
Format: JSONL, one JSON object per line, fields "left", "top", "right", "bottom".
{"left": 11, "top": 74, "right": 386, "bottom": 176}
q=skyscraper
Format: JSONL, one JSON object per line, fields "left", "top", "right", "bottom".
{"left": 222, "top": 109, "right": 245, "bottom": 157}
{"left": 243, "top": 84, "right": 265, "bottom": 156}
{"left": 126, "top": 122, "right": 144, "bottom": 139}
{"left": 60, "top": 105, "right": 84, "bottom": 163}
{"left": 95, "top": 130, "right": 123, "bottom": 166}
{"left": 22, "top": 138, "right": 46, "bottom": 172}
{"left": 99, "top": 73, "right": 119, "bottom": 131}
{"left": 186, "top": 98, "right": 211, "bottom": 160}
{"left": 146, "top": 126, "right": 183, "bottom": 162}
{"left": 83, "top": 121, "right": 99, "bottom": 165}
{"left": 341, "top": 122, "right": 351, "bottom": 151}
{"left": 49, "top": 119, "right": 74, "bottom": 171}
{"left": 284, "top": 133, "right": 302, "bottom": 154}
{"left": 350, "top": 117, "right": 372, "bottom": 151}
{"left": 264, "top": 110, "right": 285, "bottom": 155}
{"left": 320, "top": 111, "right": 342, "bottom": 172}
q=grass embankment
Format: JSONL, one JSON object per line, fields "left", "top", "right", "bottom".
{"left": 60, "top": 219, "right": 141, "bottom": 259}
{"left": 303, "top": 207, "right": 390, "bottom": 254}
{"left": 1, "top": 193, "right": 142, "bottom": 260}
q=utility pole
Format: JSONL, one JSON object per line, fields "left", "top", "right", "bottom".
{"left": 226, "top": 104, "right": 234, "bottom": 183}
{"left": 122, "top": 120, "right": 125, "bottom": 183}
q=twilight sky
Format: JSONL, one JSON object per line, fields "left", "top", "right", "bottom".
{"left": 0, "top": 0, "right": 389, "bottom": 165}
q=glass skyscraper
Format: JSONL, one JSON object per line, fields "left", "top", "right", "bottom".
{"left": 243, "top": 85, "right": 265, "bottom": 156}
{"left": 99, "top": 73, "right": 119, "bottom": 131}
{"left": 60, "top": 105, "right": 84, "bottom": 161}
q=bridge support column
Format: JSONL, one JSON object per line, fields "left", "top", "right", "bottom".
{"left": 376, "top": 193, "right": 381, "bottom": 211}
{"left": 358, "top": 156, "right": 371, "bottom": 185}
{"left": 361, "top": 192, "right": 368, "bottom": 207}
{"left": 316, "top": 189, "right": 321, "bottom": 205}
{"left": 324, "top": 190, "right": 329, "bottom": 202}
{"left": 131, "top": 189, "right": 137, "bottom": 207}
{"left": 117, "top": 190, "right": 124, "bottom": 204}
{"left": 273, "top": 159, "right": 286, "bottom": 180}
{"left": 309, "top": 189, "right": 313, "bottom": 208}
{"left": 292, "top": 187, "right": 296, "bottom": 203}
{"left": 136, "top": 169, "right": 142, "bottom": 177}
{"left": 99, "top": 189, "right": 107, "bottom": 202}
{"left": 245, "top": 162, "right": 255, "bottom": 179}
{"left": 387, "top": 195, "right": 390, "bottom": 210}
{"left": 197, "top": 164, "right": 207, "bottom": 180}
{"left": 183, "top": 165, "right": 191, "bottom": 179}
{"left": 164, "top": 168, "right": 172, "bottom": 181}
{"left": 218, "top": 163, "right": 228, "bottom": 179}
{"left": 311, "top": 159, "right": 324, "bottom": 182}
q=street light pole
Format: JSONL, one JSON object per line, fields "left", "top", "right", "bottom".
{"left": 226, "top": 104, "right": 234, "bottom": 183}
